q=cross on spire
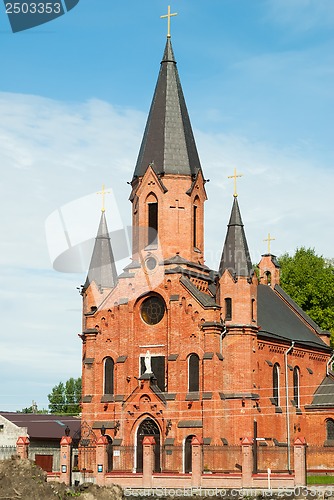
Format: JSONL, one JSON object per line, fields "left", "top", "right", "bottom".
{"left": 228, "top": 168, "right": 243, "bottom": 197}
{"left": 160, "top": 5, "right": 178, "bottom": 38}
{"left": 264, "top": 232, "right": 275, "bottom": 254}
{"left": 97, "top": 184, "right": 111, "bottom": 213}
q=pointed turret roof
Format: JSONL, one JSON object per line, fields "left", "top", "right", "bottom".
{"left": 219, "top": 197, "right": 253, "bottom": 278}
{"left": 133, "top": 38, "right": 202, "bottom": 179}
{"left": 84, "top": 211, "right": 117, "bottom": 290}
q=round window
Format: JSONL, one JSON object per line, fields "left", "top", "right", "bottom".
{"left": 141, "top": 296, "right": 165, "bottom": 325}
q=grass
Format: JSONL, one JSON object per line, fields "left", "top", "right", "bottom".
{"left": 307, "top": 475, "right": 334, "bottom": 485}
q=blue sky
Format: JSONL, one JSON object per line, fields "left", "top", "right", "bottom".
{"left": 0, "top": 0, "right": 333, "bottom": 411}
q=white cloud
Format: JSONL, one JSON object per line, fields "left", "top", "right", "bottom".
{"left": 0, "top": 92, "right": 332, "bottom": 410}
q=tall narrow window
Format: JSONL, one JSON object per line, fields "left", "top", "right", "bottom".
{"left": 104, "top": 357, "right": 114, "bottom": 395}
{"left": 193, "top": 204, "right": 197, "bottom": 248}
{"left": 188, "top": 353, "right": 200, "bottom": 392}
{"left": 326, "top": 419, "right": 334, "bottom": 441}
{"left": 273, "top": 363, "right": 280, "bottom": 406}
{"left": 225, "top": 298, "right": 232, "bottom": 321}
{"left": 148, "top": 201, "right": 158, "bottom": 246}
{"left": 251, "top": 299, "right": 256, "bottom": 321}
{"left": 293, "top": 367, "right": 300, "bottom": 407}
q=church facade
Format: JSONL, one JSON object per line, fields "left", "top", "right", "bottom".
{"left": 79, "top": 33, "right": 334, "bottom": 476}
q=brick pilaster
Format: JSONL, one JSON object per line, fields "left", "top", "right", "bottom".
{"left": 95, "top": 435, "right": 108, "bottom": 486}
{"left": 191, "top": 436, "right": 202, "bottom": 488}
{"left": 241, "top": 437, "right": 253, "bottom": 488}
{"left": 16, "top": 436, "right": 29, "bottom": 459}
{"left": 142, "top": 436, "right": 155, "bottom": 488}
{"left": 60, "top": 436, "right": 72, "bottom": 485}
{"left": 294, "top": 437, "right": 307, "bottom": 487}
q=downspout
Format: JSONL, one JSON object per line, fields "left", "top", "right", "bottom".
{"left": 284, "top": 341, "right": 294, "bottom": 472}
{"left": 326, "top": 353, "right": 334, "bottom": 376}
{"left": 220, "top": 326, "right": 227, "bottom": 356}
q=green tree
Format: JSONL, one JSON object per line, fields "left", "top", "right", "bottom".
{"left": 48, "top": 377, "right": 82, "bottom": 414}
{"left": 278, "top": 247, "right": 334, "bottom": 342}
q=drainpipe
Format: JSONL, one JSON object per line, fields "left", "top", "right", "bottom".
{"left": 220, "top": 326, "right": 227, "bottom": 356}
{"left": 326, "top": 353, "right": 334, "bottom": 376}
{"left": 284, "top": 341, "right": 294, "bottom": 472}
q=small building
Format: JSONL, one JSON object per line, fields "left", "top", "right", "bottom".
{"left": 0, "top": 412, "right": 80, "bottom": 472}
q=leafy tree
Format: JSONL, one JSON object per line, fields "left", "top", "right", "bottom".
{"left": 48, "top": 377, "right": 82, "bottom": 414}
{"left": 278, "top": 247, "right": 334, "bottom": 342}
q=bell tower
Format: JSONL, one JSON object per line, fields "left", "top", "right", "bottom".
{"left": 130, "top": 36, "right": 207, "bottom": 265}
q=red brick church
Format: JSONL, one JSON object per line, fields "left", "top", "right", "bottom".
{"left": 79, "top": 25, "right": 334, "bottom": 478}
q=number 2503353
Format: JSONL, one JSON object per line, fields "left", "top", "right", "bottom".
{"left": 6, "top": 2, "right": 61, "bottom": 14}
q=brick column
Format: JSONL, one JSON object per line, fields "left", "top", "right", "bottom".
{"left": 241, "top": 437, "right": 253, "bottom": 488}
{"left": 16, "top": 436, "right": 29, "bottom": 459}
{"left": 142, "top": 436, "right": 155, "bottom": 488}
{"left": 191, "top": 436, "right": 203, "bottom": 488}
{"left": 294, "top": 437, "right": 307, "bottom": 487}
{"left": 60, "top": 436, "right": 72, "bottom": 485}
{"left": 95, "top": 435, "right": 108, "bottom": 486}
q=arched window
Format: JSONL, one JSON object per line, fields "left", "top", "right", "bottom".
{"left": 225, "top": 298, "right": 232, "bottom": 321}
{"left": 273, "top": 363, "right": 280, "bottom": 406}
{"left": 184, "top": 435, "right": 196, "bottom": 473}
{"left": 146, "top": 193, "right": 158, "bottom": 247}
{"left": 265, "top": 271, "right": 272, "bottom": 285}
{"left": 193, "top": 196, "right": 200, "bottom": 249}
{"left": 293, "top": 367, "right": 300, "bottom": 407}
{"left": 326, "top": 419, "right": 334, "bottom": 441}
{"left": 104, "top": 357, "right": 114, "bottom": 395}
{"left": 251, "top": 299, "right": 255, "bottom": 321}
{"left": 188, "top": 354, "right": 199, "bottom": 392}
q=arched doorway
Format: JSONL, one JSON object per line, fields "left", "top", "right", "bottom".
{"left": 136, "top": 418, "right": 160, "bottom": 472}
{"left": 105, "top": 435, "right": 113, "bottom": 472}
{"left": 184, "top": 435, "right": 195, "bottom": 473}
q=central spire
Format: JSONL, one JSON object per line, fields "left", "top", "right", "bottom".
{"left": 132, "top": 37, "right": 202, "bottom": 180}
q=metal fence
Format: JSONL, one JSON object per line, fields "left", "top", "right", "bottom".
{"left": 307, "top": 446, "right": 334, "bottom": 470}
{"left": 0, "top": 446, "right": 16, "bottom": 461}
{"left": 111, "top": 445, "right": 135, "bottom": 472}
{"left": 162, "top": 445, "right": 183, "bottom": 472}
{"left": 203, "top": 445, "right": 242, "bottom": 473}
{"left": 257, "top": 445, "right": 292, "bottom": 472}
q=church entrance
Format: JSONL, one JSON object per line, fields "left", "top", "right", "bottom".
{"left": 184, "top": 435, "right": 195, "bottom": 473}
{"left": 136, "top": 418, "right": 161, "bottom": 472}
{"left": 106, "top": 435, "right": 113, "bottom": 472}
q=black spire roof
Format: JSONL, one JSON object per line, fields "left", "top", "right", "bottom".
{"left": 133, "top": 38, "right": 202, "bottom": 179}
{"left": 219, "top": 197, "right": 253, "bottom": 278}
{"left": 84, "top": 211, "right": 117, "bottom": 290}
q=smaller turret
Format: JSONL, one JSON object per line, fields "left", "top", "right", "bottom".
{"left": 218, "top": 196, "right": 257, "bottom": 325}
{"left": 258, "top": 253, "right": 280, "bottom": 287}
{"left": 82, "top": 211, "right": 117, "bottom": 310}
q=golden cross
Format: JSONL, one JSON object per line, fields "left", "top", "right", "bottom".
{"left": 97, "top": 184, "right": 111, "bottom": 212}
{"left": 264, "top": 233, "right": 275, "bottom": 254}
{"left": 228, "top": 168, "right": 243, "bottom": 197}
{"left": 160, "top": 5, "right": 178, "bottom": 38}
